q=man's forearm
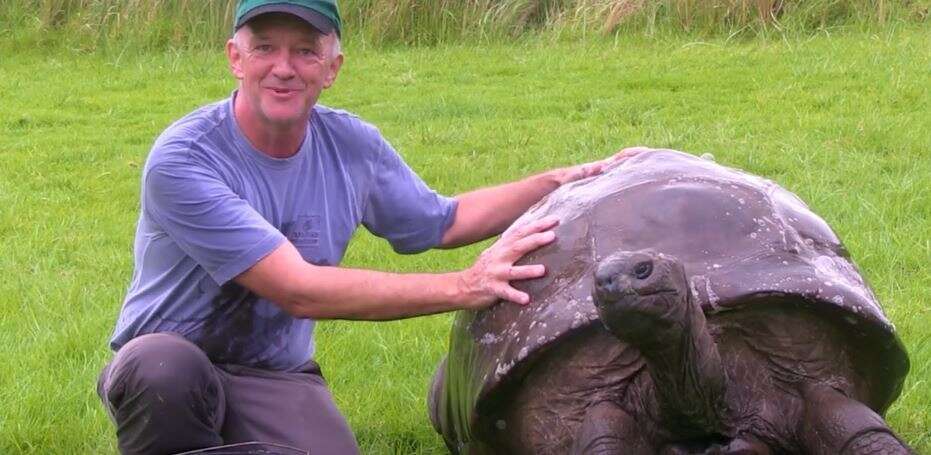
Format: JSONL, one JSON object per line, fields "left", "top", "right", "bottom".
{"left": 273, "top": 261, "right": 473, "bottom": 320}
{"left": 440, "top": 170, "right": 562, "bottom": 248}
{"left": 237, "top": 213, "right": 559, "bottom": 320}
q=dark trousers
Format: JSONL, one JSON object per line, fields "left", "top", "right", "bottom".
{"left": 97, "top": 333, "right": 360, "bottom": 455}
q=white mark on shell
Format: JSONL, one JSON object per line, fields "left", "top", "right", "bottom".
{"left": 479, "top": 333, "right": 502, "bottom": 345}
{"left": 517, "top": 347, "right": 529, "bottom": 360}
{"left": 689, "top": 276, "right": 703, "bottom": 304}
{"left": 705, "top": 278, "right": 721, "bottom": 309}
{"left": 494, "top": 361, "right": 514, "bottom": 379}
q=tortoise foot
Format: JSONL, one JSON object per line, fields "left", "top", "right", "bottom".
{"left": 709, "top": 436, "right": 772, "bottom": 455}
{"left": 800, "top": 383, "right": 913, "bottom": 455}
{"left": 660, "top": 434, "right": 771, "bottom": 455}
{"left": 842, "top": 431, "right": 913, "bottom": 455}
{"left": 569, "top": 401, "right": 652, "bottom": 455}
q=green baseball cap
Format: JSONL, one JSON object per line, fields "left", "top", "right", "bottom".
{"left": 235, "top": 0, "right": 342, "bottom": 37}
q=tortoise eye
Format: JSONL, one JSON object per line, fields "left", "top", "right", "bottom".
{"left": 633, "top": 261, "right": 653, "bottom": 279}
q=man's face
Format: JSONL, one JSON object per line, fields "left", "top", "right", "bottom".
{"left": 227, "top": 13, "right": 342, "bottom": 128}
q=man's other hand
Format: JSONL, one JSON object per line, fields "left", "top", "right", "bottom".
{"left": 553, "top": 146, "right": 654, "bottom": 186}
{"left": 458, "top": 215, "right": 560, "bottom": 308}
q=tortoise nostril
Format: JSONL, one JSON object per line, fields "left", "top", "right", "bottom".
{"left": 595, "top": 273, "right": 613, "bottom": 290}
{"left": 633, "top": 261, "right": 653, "bottom": 279}
{"left": 594, "top": 264, "right": 620, "bottom": 292}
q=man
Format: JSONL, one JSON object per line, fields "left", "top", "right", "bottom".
{"left": 97, "top": 1, "right": 645, "bottom": 453}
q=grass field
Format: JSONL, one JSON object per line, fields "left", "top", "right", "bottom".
{"left": 0, "top": 27, "right": 929, "bottom": 453}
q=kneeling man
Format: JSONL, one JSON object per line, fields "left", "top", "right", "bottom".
{"left": 97, "top": 1, "right": 644, "bottom": 453}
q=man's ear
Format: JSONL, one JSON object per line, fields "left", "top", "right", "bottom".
{"left": 323, "top": 53, "right": 343, "bottom": 89}
{"left": 227, "top": 38, "right": 245, "bottom": 80}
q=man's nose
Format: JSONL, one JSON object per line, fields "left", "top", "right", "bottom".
{"left": 270, "top": 51, "right": 296, "bottom": 79}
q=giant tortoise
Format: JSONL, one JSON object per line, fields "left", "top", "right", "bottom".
{"left": 428, "top": 150, "right": 911, "bottom": 454}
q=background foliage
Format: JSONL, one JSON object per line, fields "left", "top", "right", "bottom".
{"left": 1, "top": 0, "right": 929, "bottom": 51}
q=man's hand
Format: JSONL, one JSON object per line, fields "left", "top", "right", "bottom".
{"left": 553, "top": 146, "right": 654, "bottom": 186}
{"left": 440, "top": 146, "right": 655, "bottom": 249}
{"left": 457, "top": 215, "right": 560, "bottom": 308}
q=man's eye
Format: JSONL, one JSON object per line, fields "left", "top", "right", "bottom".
{"left": 298, "top": 48, "right": 316, "bottom": 57}
{"left": 254, "top": 44, "right": 273, "bottom": 53}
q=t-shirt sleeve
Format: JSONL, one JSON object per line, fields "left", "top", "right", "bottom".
{"left": 362, "top": 139, "right": 458, "bottom": 254}
{"left": 143, "top": 157, "right": 286, "bottom": 286}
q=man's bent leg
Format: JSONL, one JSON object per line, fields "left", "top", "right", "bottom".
{"left": 218, "top": 362, "right": 360, "bottom": 454}
{"left": 98, "top": 333, "right": 226, "bottom": 455}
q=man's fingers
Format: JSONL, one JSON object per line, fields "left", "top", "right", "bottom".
{"left": 615, "top": 146, "right": 653, "bottom": 160}
{"left": 498, "top": 285, "right": 531, "bottom": 305}
{"left": 579, "top": 147, "right": 652, "bottom": 180}
{"left": 599, "top": 146, "right": 652, "bottom": 173}
{"left": 507, "top": 230, "right": 556, "bottom": 260}
{"left": 527, "top": 215, "right": 560, "bottom": 236}
{"left": 503, "top": 215, "right": 559, "bottom": 241}
{"left": 579, "top": 162, "right": 605, "bottom": 179}
{"left": 508, "top": 264, "right": 546, "bottom": 280}
{"left": 602, "top": 158, "right": 625, "bottom": 173}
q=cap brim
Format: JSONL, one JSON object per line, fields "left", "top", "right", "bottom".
{"left": 236, "top": 4, "right": 336, "bottom": 36}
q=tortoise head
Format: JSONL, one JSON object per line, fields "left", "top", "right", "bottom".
{"left": 592, "top": 250, "right": 691, "bottom": 345}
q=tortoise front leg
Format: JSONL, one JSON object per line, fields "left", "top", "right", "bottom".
{"left": 569, "top": 401, "right": 653, "bottom": 455}
{"left": 799, "top": 383, "right": 913, "bottom": 455}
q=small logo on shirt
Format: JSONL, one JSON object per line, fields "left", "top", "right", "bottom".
{"left": 283, "top": 215, "right": 321, "bottom": 247}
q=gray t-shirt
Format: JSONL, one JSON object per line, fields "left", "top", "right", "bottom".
{"left": 110, "top": 94, "right": 457, "bottom": 371}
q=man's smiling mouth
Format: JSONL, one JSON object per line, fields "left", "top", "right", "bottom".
{"left": 267, "top": 87, "right": 300, "bottom": 95}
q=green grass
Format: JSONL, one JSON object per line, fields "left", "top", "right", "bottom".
{"left": 1, "top": 27, "right": 929, "bottom": 453}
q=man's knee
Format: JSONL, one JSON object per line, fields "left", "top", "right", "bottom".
{"left": 103, "top": 333, "right": 218, "bottom": 407}
{"left": 100, "top": 333, "right": 226, "bottom": 454}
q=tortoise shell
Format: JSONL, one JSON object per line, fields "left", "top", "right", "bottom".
{"left": 433, "top": 149, "right": 908, "bottom": 447}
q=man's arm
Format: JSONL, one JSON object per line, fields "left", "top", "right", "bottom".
{"left": 236, "top": 147, "right": 650, "bottom": 320}
{"left": 439, "top": 147, "right": 650, "bottom": 248}
{"left": 438, "top": 171, "right": 561, "bottom": 249}
{"left": 235, "top": 216, "right": 559, "bottom": 320}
